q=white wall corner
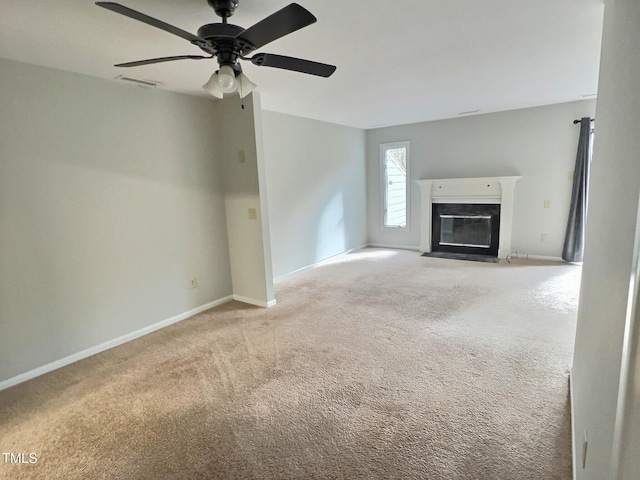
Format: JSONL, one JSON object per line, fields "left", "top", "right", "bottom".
{"left": 233, "top": 294, "right": 276, "bottom": 308}
{"left": 415, "top": 180, "right": 434, "bottom": 252}
{"left": 497, "top": 176, "right": 521, "bottom": 258}
{"left": 251, "top": 91, "right": 276, "bottom": 306}
{"left": 220, "top": 93, "right": 275, "bottom": 307}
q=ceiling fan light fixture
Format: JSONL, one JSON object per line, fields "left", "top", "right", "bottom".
{"left": 202, "top": 73, "right": 224, "bottom": 99}
{"left": 216, "top": 65, "right": 237, "bottom": 93}
{"left": 203, "top": 69, "right": 256, "bottom": 100}
{"left": 237, "top": 72, "right": 257, "bottom": 99}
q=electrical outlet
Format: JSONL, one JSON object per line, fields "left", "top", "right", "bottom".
{"left": 582, "top": 431, "right": 588, "bottom": 469}
{"left": 540, "top": 234, "right": 548, "bottom": 242}
{"left": 248, "top": 208, "right": 257, "bottom": 220}
{"left": 189, "top": 278, "right": 197, "bottom": 289}
{"left": 544, "top": 200, "right": 550, "bottom": 208}
{"left": 238, "top": 149, "right": 245, "bottom": 163}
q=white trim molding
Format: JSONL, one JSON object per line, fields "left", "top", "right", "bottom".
{"left": 570, "top": 371, "right": 578, "bottom": 480}
{"left": 232, "top": 294, "right": 277, "bottom": 308}
{"left": 527, "top": 255, "right": 564, "bottom": 263}
{"left": 416, "top": 176, "right": 521, "bottom": 259}
{"left": 367, "top": 243, "right": 421, "bottom": 251}
{"left": 0, "top": 296, "right": 234, "bottom": 391}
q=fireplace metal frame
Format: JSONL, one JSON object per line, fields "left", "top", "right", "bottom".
{"left": 431, "top": 203, "right": 500, "bottom": 256}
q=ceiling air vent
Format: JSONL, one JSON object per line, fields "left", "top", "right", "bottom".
{"left": 114, "top": 75, "right": 162, "bottom": 88}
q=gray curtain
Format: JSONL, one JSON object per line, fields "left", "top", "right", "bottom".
{"left": 562, "top": 117, "right": 592, "bottom": 262}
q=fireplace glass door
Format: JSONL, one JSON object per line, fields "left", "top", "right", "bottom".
{"left": 432, "top": 203, "right": 500, "bottom": 256}
{"left": 440, "top": 215, "right": 492, "bottom": 249}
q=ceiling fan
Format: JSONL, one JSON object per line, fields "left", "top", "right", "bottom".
{"left": 95, "top": 0, "right": 337, "bottom": 99}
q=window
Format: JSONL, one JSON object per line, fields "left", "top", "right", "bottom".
{"left": 381, "top": 141, "right": 410, "bottom": 229}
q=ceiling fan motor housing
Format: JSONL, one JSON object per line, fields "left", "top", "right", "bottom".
{"left": 207, "top": 0, "right": 239, "bottom": 18}
{"left": 196, "top": 23, "right": 244, "bottom": 39}
{"left": 196, "top": 23, "right": 253, "bottom": 71}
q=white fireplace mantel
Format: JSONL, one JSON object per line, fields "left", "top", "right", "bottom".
{"left": 416, "top": 176, "right": 521, "bottom": 259}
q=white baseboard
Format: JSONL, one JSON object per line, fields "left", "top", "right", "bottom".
{"left": 526, "top": 255, "right": 565, "bottom": 262}
{"left": 232, "top": 294, "right": 276, "bottom": 308}
{"left": 0, "top": 295, "right": 234, "bottom": 391}
{"left": 366, "top": 246, "right": 565, "bottom": 262}
{"left": 274, "top": 244, "right": 368, "bottom": 283}
{"left": 367, "top": 243, "right": 421, "bottom": 251}
{"left": 570, "top": 371, "right": 577, "bottom": 480}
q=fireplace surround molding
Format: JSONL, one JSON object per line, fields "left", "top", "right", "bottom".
{"left": 415, "top": 176, "right": 521, "bottom": 259}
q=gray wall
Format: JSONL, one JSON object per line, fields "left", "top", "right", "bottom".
{"left": 366, "top": 100, "right": 597, "bottom": 257}
{"left": 0, "top": 58, "right": 232, "bottom": 383}
{"left": 572, "top": 0, "right": 640, "bottom": 478}
{"left": 261, "top": 111, "right": 367, "bottom": 280}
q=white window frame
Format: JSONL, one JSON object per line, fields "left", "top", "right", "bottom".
{"left": 380, "top": 141, "right": 410, "bottom": 230}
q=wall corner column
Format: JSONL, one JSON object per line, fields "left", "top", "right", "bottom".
{"left": 497, "top": 176, "right": 521, "bottom": 259}
{"left": 415, "top": 180, "right": 434, "bottom": 252}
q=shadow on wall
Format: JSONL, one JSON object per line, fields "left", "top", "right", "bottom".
{"left": 315, "top": 191, "right": 347, "bottom": 260}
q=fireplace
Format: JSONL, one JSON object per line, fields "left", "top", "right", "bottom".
{"left": 416, "top": 176, "right": 521, "bottom": 259}
{"left": 432, "top": 203, "right": 500, "bottom": 257}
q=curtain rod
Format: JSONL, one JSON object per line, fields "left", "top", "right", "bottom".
{"left": 573, "top": 118, "right": 596, "bottom": 124}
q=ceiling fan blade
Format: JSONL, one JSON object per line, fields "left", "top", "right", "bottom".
{"left": 115, "top": 55, "right": 211, "bottom": 68}
{"left": 236, "top": 3, "right": 317, "bottom": 51}
{"left": 96, "top": 2, "right": 203, "bottom": 44}
{"left": 250, "top": 53, "right": 336, "bottom": 78}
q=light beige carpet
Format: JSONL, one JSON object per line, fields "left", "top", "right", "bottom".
{"left": 0, "top": 248, "right": 580, "bottom": 479}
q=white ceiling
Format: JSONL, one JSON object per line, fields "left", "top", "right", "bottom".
{"left": 0, "top": 0, "right": 604, "bottom": 129}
